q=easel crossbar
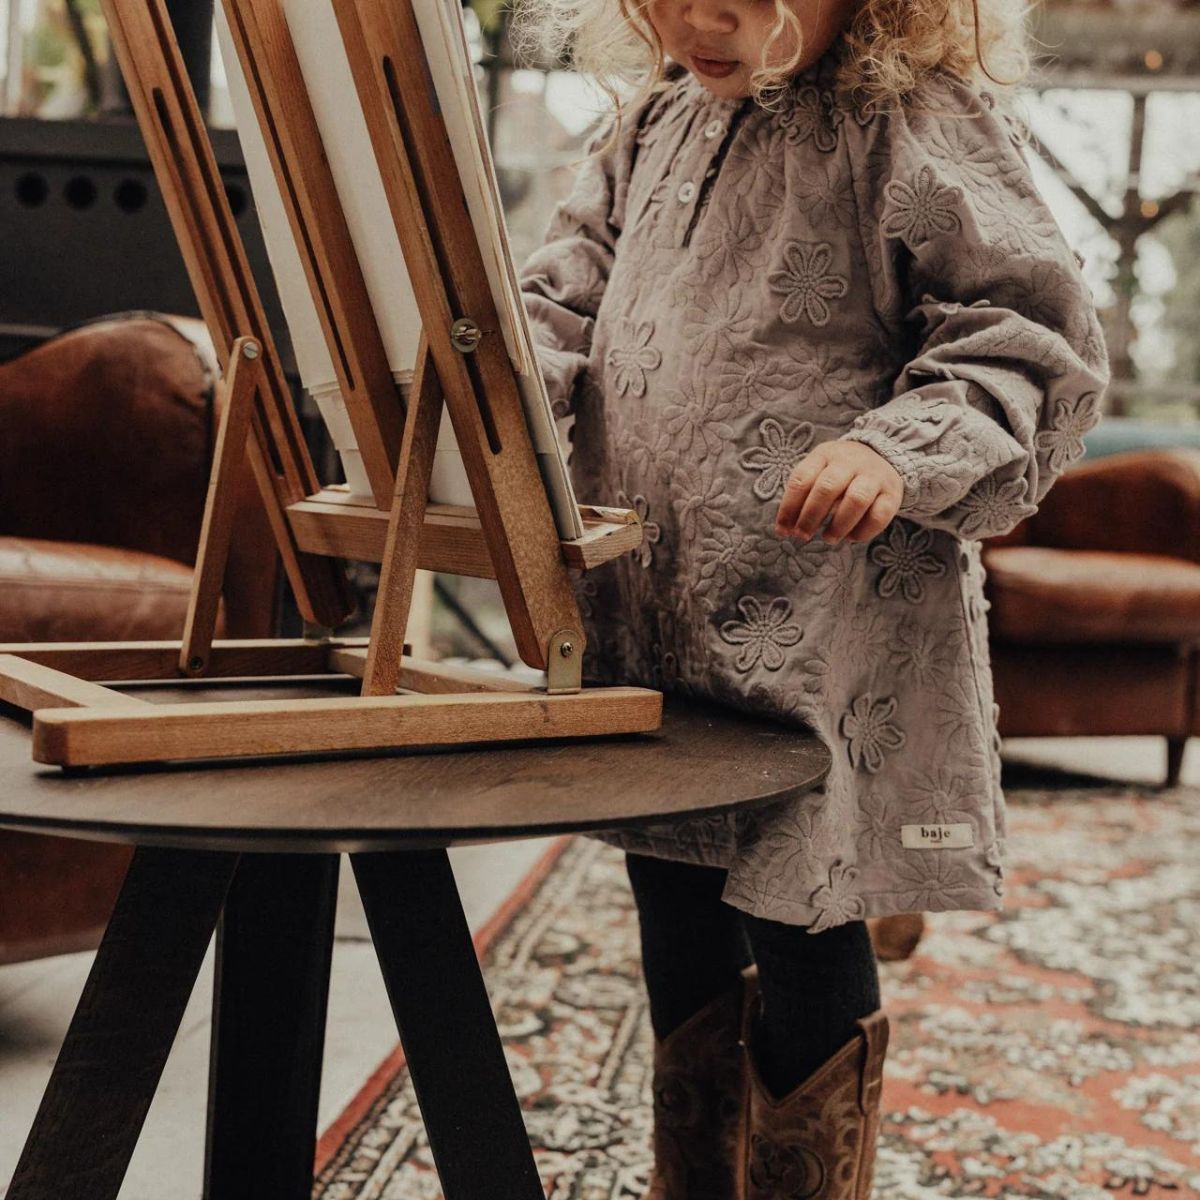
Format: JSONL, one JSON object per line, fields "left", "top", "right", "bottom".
{"left": 31, "top": 689, "right": 663, "bottom": 767}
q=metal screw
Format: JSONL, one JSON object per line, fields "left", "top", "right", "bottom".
{"left": 450, "top": 318, "right": 482, "bottom": 353}
{"left": 188, "top": 656, "right": 204, "bottom": 672}
{"left": 242, "top": 341, "right": 260, "bottom": 360}
{"left": 559, "top": 641, "right": 574, "bottom": 658}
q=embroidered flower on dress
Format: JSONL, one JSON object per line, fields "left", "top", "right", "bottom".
{"left": 853, "top": 790, "right": 900, "bottom": 862}
{"left": 692, "top": 206, "right": 766, "bottom": 282}
{"left": 670, "top": 467, "right": 735, "bottom": 553}
{"left": 840, "top": 692, "right": 906, "bottom": 773}
{"left": 678, "top": 269, "right": 760, "bottom": 364}
{"left": 716, "top": 350, "right": 792, "bottom": 408}
{"left": 888, "top": 619, "right": 952, "bottom": 689}
{"left": 605, "top": 319, "right": 662, "bottom": 397}
{"left": 754, "top": 533, "right": 823, "bottom": 587}
{"left": 738, "top": 418, "right": 816, "bottom": 500}
{"left": 767, "top": 241, "right": 848, "bottom": 326}
{"left": 617, "top": 491, "right": 661, "bottom": 567}
{"left": 887, "top": 855, "right": 975, "bottom": 909}
{"left": 907, "top": 766, "right": 975, "bottom": 826}
{"left": 658, "top": 385, "right": 735, "bottom": 460}
{"left": 881, "top": 164, "right": 964, "bottom": 246}
{"left": 867, "top": 520, "right": 948, "bottom": 603}
{"left": 954, "top": 475, "right": 1037, "bottom": 538}
{"left": 808, "top": 860, "right": 866, "bottom": 932}
{"left": 793, "top": 162, "right": 856, "bottom": 229}
{"left": 696, "top": 526, "right": 757, "bottom": 593}
{"left": 779, "top": 85, "right": 840, "bottom": 152}
{"left": 1034, "top": 392, "right": 1100, "bottom": 472}
{"left": 718, "top": 596, "right": 804, "bottom": 672}
{"left": 799, "top": 652, "right": 832, "bottom": 699}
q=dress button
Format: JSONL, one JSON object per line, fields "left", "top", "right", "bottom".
{"left": 677, "top": 180, "right": 696, "bottom": 203}
{"left": 704, "top": 119, "right": 724, "bottom": 138}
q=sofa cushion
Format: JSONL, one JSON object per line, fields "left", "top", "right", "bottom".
{"left": 0, "top": 536, "right": 223, "bottom": 642}
{"left": 983, "top": 544, "right": 1200, "bottom": 644}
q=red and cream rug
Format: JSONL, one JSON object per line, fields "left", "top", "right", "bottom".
{"left": 314, "top": 765, "right": 1200, "bottom": 1199}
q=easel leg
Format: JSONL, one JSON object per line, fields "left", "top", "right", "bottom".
{"left": 204, "top": 853, "right": 339, "bottom": 1200}
{"left": 351, "top": 850, "right": 546, "bottom": 1200}
{"left": 181, "top": 336, "right": 264, "bottom": 677}
{"left": 7, "top": 847, "right": 237, "bottom": 1200}
{"left": 362, "top": 332, "right": 443, "bottom": 696}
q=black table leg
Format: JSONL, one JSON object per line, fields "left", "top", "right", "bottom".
{"left": 204, "top": 853, "right": 339, "bottom": 1200}
{"left": 351, "top": 849, "right": 545, "bottom": 1200}
{"left": 7, "top": 846, "right": 238, "bottom": 1200}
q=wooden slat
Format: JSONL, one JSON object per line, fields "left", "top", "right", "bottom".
{"left": 330, "top": 649, "right": 540, "bottom": 694}
{"left": 0, "top": 656, "right": 148, "bottom": 713}
{"left": 330, "top": 0, "right": 582, "bottom": 670}
{"left": 98, "top": 0, "right": 352, "bottom": 629}
{"left": 0, "top": 640, "right": 370, "bottom": 682}
{"left": 181, "top": 338, "right": 263, "bottom": 676}
{"left": 219, "top": 0, "right": 404, "bottom": 506}
{"left": 287, "top": 500, "right": 488, "bottom": 575}
{"left": 32, "top": 689, "right": 665, "bottom": 767}
{"left": 363, "top": 335, "right": 443, "bottom": 695}
{"left": 287, "top": 496, "right": 643, "bottom": 574}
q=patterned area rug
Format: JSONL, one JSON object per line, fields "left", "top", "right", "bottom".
{"left": 314, "top": 765, "right": 1200, "bottom": 1199}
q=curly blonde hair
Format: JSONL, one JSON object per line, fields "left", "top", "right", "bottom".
{"left": 508, "top": 0, "right": 1030, "bottom": 140}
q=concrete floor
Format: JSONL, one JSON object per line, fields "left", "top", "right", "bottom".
{"left": 0, "top": 734, "right": 1192, "bottom": 1198}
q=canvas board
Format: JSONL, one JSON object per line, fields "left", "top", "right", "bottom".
{"left": 214, "top": 0, "right": 584, "bottom": 540}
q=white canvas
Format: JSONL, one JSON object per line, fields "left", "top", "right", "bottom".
{"left": 214, "top": 0, "right": 583, "bottom": 539}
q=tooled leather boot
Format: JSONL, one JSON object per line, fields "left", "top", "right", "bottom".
{"left": 736, "top": 971, "right": 889, "bottom": 1200}
{"left": 645, "top": 963, "right": 758, "bottom": 1200}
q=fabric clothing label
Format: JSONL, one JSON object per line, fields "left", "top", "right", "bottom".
{"left": 901, "top": 823, "right": 975, "bottom": 849}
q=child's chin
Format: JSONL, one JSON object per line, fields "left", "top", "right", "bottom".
{"left": 691, "top": 68, "right": 747, "bottom": 96}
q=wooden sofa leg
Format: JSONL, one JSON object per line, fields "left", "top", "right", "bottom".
{"left": 1165, "top": 736, "right": 1187, "bottom": 789}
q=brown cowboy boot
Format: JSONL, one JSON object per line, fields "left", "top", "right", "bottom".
{"left": 645, "top": 963, "right": 758, "bottom": 1200}
{"left": 736, "top": 972, "right": 889, "bottom": 1200}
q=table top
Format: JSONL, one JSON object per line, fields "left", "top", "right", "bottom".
{"left": 0, "top": 687, "right": 830, "bottom": 853}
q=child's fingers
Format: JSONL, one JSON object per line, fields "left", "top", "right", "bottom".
{"left": 843, "top": 494, "right": 899, "bottom": 543}
{"left": 778, "top": 462, "right": 854, "bottom": 541}
{"left": 774, "top": 451, "right": 826, "bottom": 533}
{"left": 823, "top": 479, "right": 883, "bottom": 544}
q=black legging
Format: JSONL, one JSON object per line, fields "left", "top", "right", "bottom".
{"left": 625, "top": 850, "right": 881, "bottom": 1097}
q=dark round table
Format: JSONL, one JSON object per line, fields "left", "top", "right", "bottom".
{"left": 0, "top": 688, "right": 830, "bottom": 1200}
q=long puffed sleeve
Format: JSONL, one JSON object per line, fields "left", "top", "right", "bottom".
{"left": 835, "top": 76, "right": 1110, "bottom": 540}
{"left": 518, "top": 105, "right": 645, "bottom": 419}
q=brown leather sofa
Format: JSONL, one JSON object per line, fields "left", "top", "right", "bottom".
{"left": 0, "top": 314, "right": 279, "bottom": 964}
{"left": 983, "top": 447, "right": 1200, "bottom": 788}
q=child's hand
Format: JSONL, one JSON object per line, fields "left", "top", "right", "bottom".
{"left": 774, "top": 442, "right": 904, "bottom": 545}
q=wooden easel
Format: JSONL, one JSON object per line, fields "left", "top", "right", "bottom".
{"left": 0, "top": 0, "right": 661, "bottom": 768}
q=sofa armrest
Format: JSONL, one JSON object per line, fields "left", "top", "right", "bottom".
{"left": 1010, "top": 448, "right": 1200, "bottom": 564}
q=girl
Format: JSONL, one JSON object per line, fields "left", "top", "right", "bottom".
{"left": 512, "top": 0, "right": 1109, "bottom": 1192}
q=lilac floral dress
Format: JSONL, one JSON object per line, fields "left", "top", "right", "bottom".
{"left": 518, "top": 40, "right": 1109, "bottom": 931}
